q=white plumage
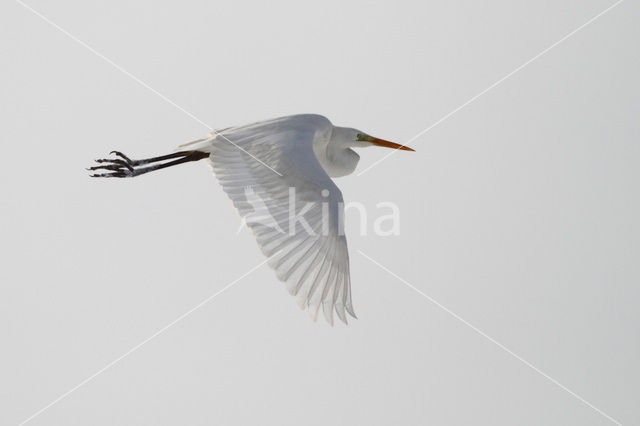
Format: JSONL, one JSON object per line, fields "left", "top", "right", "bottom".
{"left": 181, "top": 115, "right": 354, "bottom": 325}
{"left": 91, "top": 114, "right": 414, "bottom": 325}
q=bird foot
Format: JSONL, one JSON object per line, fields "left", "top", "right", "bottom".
{"left": 88, "top": 151, "right": 137, "bottom": 178}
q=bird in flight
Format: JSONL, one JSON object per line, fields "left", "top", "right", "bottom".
{"left": 89, "top": 114, "right": 414, "bottom": 325}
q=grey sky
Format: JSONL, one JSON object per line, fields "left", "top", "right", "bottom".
{"left": 1, "top": 1, "right": 638, "bottom": 425}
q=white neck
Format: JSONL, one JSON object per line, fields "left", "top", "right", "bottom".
{"left": 313, "top": 125, "right": 363, "bottom": 178}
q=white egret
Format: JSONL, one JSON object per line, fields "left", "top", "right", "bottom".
{"left": 89, "top": 114, "right": 414, "bottom": 325}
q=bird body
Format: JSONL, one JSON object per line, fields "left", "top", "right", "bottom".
{"left": 90, "top": 114, "right": 414, "bottom": 325}
{"left": 179, "top": 114, "right": 361, "bottom": 177}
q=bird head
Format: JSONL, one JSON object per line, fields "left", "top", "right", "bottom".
{"left": 338, "top": 127, "right": 414, "bottom": 152}
{"left": 323, "top": 126, "right": 414, "bottom": 177}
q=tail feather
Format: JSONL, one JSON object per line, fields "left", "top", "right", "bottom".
{"left": 175, "top": 131, "right": 216, "bottom": 152}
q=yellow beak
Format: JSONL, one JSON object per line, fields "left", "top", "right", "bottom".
{"left": 369, "top": 137, "right": 415, "bottom": 152}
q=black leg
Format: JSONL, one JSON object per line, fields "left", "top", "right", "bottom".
{"left": 107, "top": 150, "right": 201, "bottom": 166}
{"left": 89, "top": 150, "right": 209, "bottom": 178}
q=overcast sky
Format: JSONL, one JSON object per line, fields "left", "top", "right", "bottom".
{"left": 1, "top": 0, "right": 639, "bottom": 425}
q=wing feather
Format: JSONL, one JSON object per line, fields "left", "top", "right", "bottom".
{"left": 193, "top": 115, "right": 356, "bottom": 324}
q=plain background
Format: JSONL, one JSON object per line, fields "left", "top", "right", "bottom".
{"left": 1, "top": 0, "right": 638, "bottom": 425}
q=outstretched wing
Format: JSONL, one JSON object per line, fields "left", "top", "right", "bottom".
{"left": 186, "top": 115, "right": 356, "bottom": 325}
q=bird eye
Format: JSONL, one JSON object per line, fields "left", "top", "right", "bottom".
{"left": 356, "top": 133, "right": 368, "bottom": 141}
